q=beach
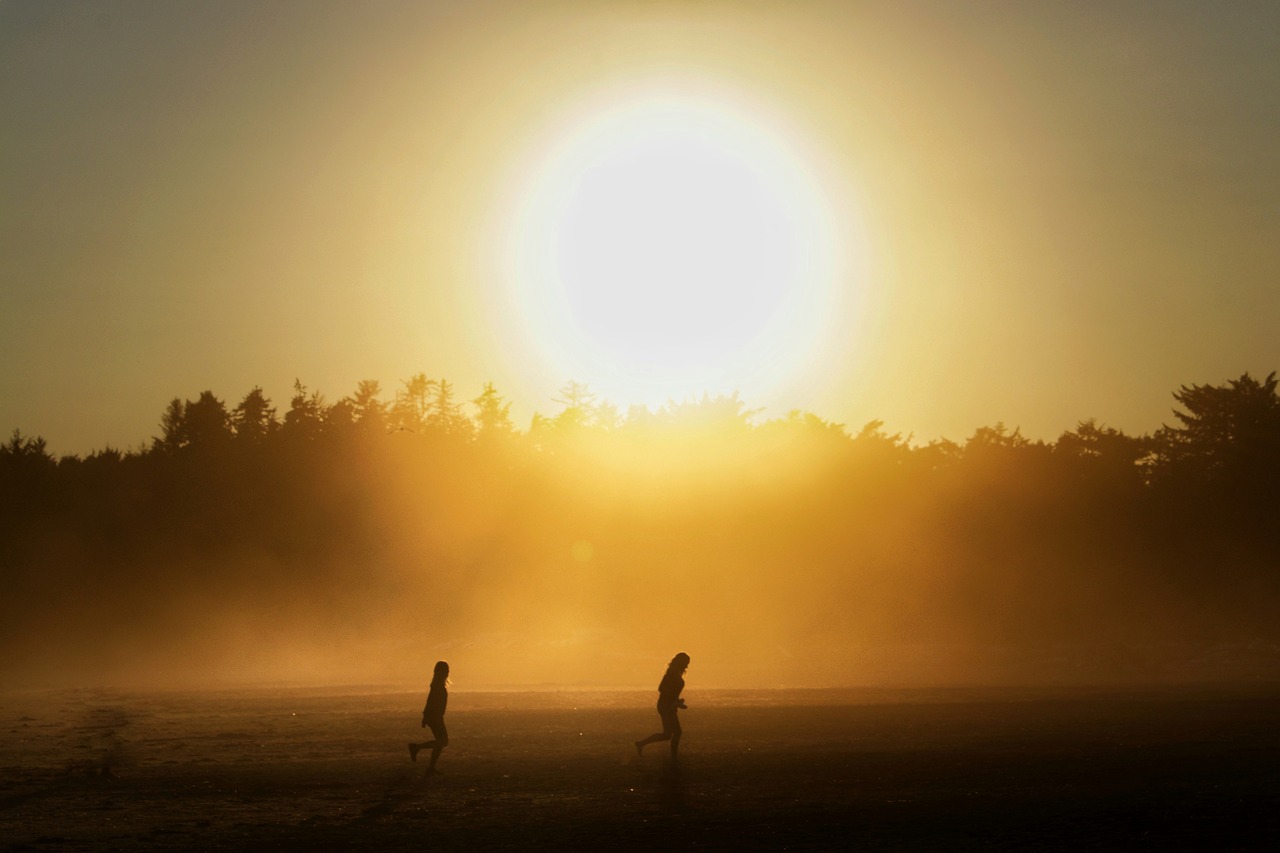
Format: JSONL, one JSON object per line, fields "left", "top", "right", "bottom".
{"left": 2, "top": 685, "right": 1277, "bottom": 851}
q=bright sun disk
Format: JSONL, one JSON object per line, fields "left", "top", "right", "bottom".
{"left": 504, "top": 86, "right": 844, "bottom": 409}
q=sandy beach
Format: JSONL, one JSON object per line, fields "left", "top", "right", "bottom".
{"left": 2, "top": 684, "right": 1277, "bottom": 851}
{"left": 2, "top": 686, "right": 1280, "bottom": 850}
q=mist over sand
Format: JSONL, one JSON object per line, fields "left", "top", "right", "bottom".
{"left": 5, "top": 377, "right": 1279, "bottom": 691}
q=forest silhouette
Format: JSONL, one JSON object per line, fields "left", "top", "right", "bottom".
{"left": 3, "top": 372, "right": 1278, "bottom": 687}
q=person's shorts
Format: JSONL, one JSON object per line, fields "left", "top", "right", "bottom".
{"left": 424, "top": 717, "right": 448, "bottom": 744}
{"left": 657, "top": 704, "right": 681, "bottom": 735}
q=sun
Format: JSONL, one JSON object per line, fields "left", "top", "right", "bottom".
{"left": 502, "top": 84, "right": 844, "bottom": 408}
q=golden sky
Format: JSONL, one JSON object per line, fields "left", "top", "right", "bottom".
{"left": 3, "top": 0, "right": 1278, "bottom": 455}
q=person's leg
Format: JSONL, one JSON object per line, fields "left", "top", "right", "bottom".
{"left": 636, "top": 708, "right": 676, "bottom": 754}
{"left": 669, "top": 713, "right": 682, "bottom": 763}
{"left": 426, "top": 719, "right": 448, "bottom": 772}
{"left": 411, "top": 719, "right": 446, "bottom": 763}
{"left": 636, "top": 731, "right": 669, "bottom": 753}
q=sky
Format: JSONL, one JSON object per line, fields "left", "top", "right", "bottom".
{"left": 3, "top": 0, "right": 1278, "bottom": 457}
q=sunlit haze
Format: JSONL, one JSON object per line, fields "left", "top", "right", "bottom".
{"left": 2, "top": 1, "right": 1279, "bottom": 693}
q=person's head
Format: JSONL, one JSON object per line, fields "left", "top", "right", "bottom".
{"left": 669, "top": 652, "right": 690, "bottom": 674}
{"left": 432, "top": 660, "right": 450, "bottom": 684}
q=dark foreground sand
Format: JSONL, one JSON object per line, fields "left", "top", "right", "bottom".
{"left": 2, "top": 684, "right": 1277, "bottom": 851}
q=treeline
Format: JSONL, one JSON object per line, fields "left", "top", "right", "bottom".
{"left": 2, "top": 372, "right": 1279, "bottom": 687}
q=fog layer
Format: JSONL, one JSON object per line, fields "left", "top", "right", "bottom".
{"left": 4, "top": 375, "right": 1278, "bottom": 688}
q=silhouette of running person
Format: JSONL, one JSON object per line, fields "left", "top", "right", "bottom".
{"left": 635, "top": 652, "right": 690, "bottom": 765}
{"left": 408, "top": 660, "right": 450, "bottom": 774}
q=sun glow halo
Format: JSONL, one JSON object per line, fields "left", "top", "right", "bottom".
{"left": 504, "top": 88, "right": 844, "bottom": 408}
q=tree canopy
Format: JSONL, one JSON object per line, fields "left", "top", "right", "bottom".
{"left": 2, "top": 372, "right": 1278, "bottom": 687}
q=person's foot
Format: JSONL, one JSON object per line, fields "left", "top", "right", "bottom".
{"left": 634, "top": 740, "right": 643, "bottom": 756}
{"left": 409, "top": 743, "right": 419, "bottom": 762}
{"left": 425, "top": 767, "right": 439, "bottom": 776}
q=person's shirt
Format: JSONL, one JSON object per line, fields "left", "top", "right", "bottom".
{"left": 657, "top": 671, "right": 684, "bottom": 708}
{"left": 423, "top": 682, "right": 448, "bottom": 719}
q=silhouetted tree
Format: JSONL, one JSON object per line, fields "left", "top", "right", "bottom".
{"left": 552, "top": 380, "right": 597, "bottom": 431}
{"left": 914, "top": 437, "right": 963, "bottom": 472}
{"left": 661, "top": 392, "right": 759, "bottom": 433}
{"left": 769, "top": 409, "right": 847, "bottom": 437}
{"left": 392, "top": 373, "right": 436, "bottom": 433}
{"left": 2, "top": 428, "right": 51, "bottom": 460}
{"left": 1150, "top": 372, "right": 1280, "bottom": 490}
{"left": 750, "top": 410, "right": 852, "bottom": 487}
{"left": 156, "top": 398, "right": 186, "bottom": 453}
{"left": 349, "top": 380, "right": 388, "bottom": 434}
{"left": 1056, "top": 419, "right": 1147, "bottom": 493}
{"left": 7, "top": 368, "right": 1280, "bottom": 687}
{"left": 183, "top": 391, "right": 232, "bottom": 450}
{"left": 594, "top": 400, "right": 622, "bottom": 432}
{"left": 849, "top": 420, "right": 912, "bottom": 472}
{"left": 326, "top": 397, "right": 357, "bottom": 433}
{"left": 472, "top": 382, "right": 514, "bottom": 439}
{"left": 1, "top": 429, "right": 56, "bottom": 490}
{"left": 427, "top": 378, "right": 472, "bottom": 439}
{"left": 965, "top": 422, "right": 1031, "bottom": 453}
{"left": 232, "top": 387, "right": 278, "bottom": 444}
{"left": 154, "top": 392, "right": 233, "bottom": 453}
{"left": 283, "top": 379, "right": 327, "bottom": 442}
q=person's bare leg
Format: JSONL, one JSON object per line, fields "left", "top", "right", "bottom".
{"left": 425, "top": 725, "right": 448, "bottom": 773}
{"left": 409, "top": 740, "right": 436, "bottom": 762}
{"left": 427, "top": 743, "right": 444, "bottom": 773}
{"left": 635, "top": 732, "right": 670, "bottom": 754}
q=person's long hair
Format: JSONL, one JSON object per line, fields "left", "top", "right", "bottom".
{"left": 431, "top": 660, "right": 450, "bottom": 688}
{"left": 664, "top": 652, "right": 690, "bottom": 679}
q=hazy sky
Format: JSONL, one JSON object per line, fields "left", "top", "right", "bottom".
{"left": 3, "top": 0, "right": 1278, "bottom": 456}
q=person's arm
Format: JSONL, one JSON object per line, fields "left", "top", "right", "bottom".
{"left": 421, "top": 688, "right": 434, "bottom": 726}
{"left": 422, "top": 685, "right": 447, "bottom": 722}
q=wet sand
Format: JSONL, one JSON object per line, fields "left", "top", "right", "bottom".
{"left": 2, "top": 685, "right": 1277, "bottom": 851}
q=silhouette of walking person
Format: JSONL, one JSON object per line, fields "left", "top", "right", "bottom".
{"left": 635, "top": 652, "right": 690, "bottom": 765}
{"left": 408, "top": 660, "right": 450, "bottom": 774}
